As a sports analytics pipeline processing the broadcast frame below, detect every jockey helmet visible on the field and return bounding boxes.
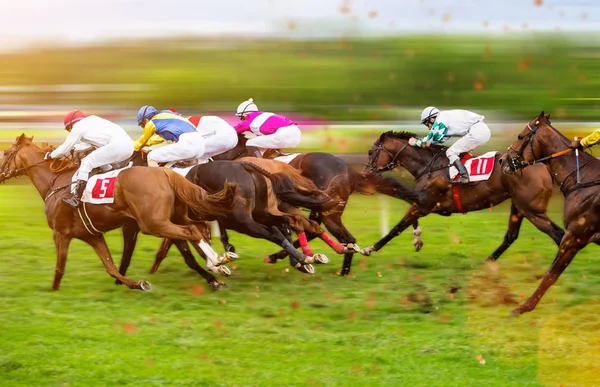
[64,110,86,130]
[137,105,158,125]
[236,98,258,117]
[420,106,439,125]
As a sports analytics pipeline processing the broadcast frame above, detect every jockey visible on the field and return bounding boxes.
[44,110,134,208]
[233,98,301,157]
[188,115,238,159]
[572,128,600,150]
[134,105,206,167]
[408,107,491,184]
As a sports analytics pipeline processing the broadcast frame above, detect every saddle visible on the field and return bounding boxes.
[262,149,287,160]
[89,159,133,179]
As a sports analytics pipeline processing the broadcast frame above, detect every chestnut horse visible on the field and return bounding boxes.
[501,111,600,315]
[0,134,236,291]
[362,130,564,261]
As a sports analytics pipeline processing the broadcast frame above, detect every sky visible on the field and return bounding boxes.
[1,0,600,49]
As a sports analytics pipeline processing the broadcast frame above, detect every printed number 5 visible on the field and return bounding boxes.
[98,179,110,198]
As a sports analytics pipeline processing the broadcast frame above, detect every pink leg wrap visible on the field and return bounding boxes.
[321,232,344,253]
[298,232,313,256]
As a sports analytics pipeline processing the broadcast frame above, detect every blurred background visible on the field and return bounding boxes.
[1,0,600,162]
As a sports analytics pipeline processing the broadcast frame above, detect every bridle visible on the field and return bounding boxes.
[0,142,46,182]
[504,120,574,173]
[0,142,72,183]
[365,139,409,173]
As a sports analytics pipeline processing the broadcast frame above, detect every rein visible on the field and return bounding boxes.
[505,119,600,195]
[366,141,409,173]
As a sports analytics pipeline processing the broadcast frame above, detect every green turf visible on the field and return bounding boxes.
[0,182,598,386]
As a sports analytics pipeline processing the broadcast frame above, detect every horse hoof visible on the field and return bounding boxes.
[218,265,232,277]
[312,253,329,264]
[360,246,374,256]
[263,257,277,264]
[414,241,423,252]
[210,281,227,291]
[226,252,239,261]
[296,264,315,274]
[138,280,152,291]
[344,243,361,253]
[510,306,527,317]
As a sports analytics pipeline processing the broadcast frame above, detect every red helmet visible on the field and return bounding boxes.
[64,110,86,129]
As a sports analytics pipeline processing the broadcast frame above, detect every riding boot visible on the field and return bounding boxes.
[246,146,263,158]
[453,160,469,184]
[62,180,86,208]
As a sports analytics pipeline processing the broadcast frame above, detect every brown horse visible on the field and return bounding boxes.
[362,130,564,260]
[214,133,424,275]
[500,111,600,315]
[0,134,237,290]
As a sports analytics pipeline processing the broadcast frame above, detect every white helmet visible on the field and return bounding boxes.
[420,106,439,124]
[236,98,258,116]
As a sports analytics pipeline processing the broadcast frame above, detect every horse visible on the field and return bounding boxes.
[362,130,564,261]
[76,148,346,277]
[147,159,344,275]
[213,133,425,275]
[0,134,237,291]
[500,111,600,315]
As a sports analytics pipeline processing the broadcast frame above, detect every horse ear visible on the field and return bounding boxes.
[538,111,545,119]
[16,133,26,143]
[545,113,551,120]
[28,135,34,142]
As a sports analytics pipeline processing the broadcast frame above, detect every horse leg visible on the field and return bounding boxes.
[511,232,582,316]
[412,221,423,252]
[218,221,236,253]
[116,222,140,284]
[486,203,524,262]
[265,211,321,263]
[52,231,72,290]
[321,212,357,276]
[361,206,422,256]
[83,235,151,291]
[149,238,173,274]
[172,240,225,290]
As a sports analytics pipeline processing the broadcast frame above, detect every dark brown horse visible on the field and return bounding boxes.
[362,130,564,261]
[214,133,425,275]
[0,134,236,290]
[147,159,343,275]
[500,111,600,315]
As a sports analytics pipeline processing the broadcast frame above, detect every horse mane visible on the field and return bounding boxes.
[380,130,447,152]
[380,130,417,141]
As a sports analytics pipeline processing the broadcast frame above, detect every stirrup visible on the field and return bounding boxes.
[453,175,470,184]
[62,195,81,208]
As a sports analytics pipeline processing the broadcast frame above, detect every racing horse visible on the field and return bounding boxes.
[213,133,425,275]
[147,159,344,275]
[362,129,564,261]
[0,134,237,291]
[500,111,600,315]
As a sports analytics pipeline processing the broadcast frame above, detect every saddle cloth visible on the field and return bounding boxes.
[448,151,497,182]
[273,153,301,164]
[82,163,132,204]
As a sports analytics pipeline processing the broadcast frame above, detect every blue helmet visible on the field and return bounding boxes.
[137,105,158,125]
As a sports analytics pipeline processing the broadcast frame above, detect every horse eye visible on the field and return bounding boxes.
[368,150,373,156]
[517,135,523,140]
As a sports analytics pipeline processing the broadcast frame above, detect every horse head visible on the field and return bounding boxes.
[0,133,37,183]
[365,131,442,176]
[500,111,553,175]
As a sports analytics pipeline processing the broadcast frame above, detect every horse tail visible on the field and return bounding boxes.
[240,162,340,212]
[348,167,426,206]
[162,169,237,216]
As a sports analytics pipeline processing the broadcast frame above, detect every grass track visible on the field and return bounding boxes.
[0,182,599,386]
